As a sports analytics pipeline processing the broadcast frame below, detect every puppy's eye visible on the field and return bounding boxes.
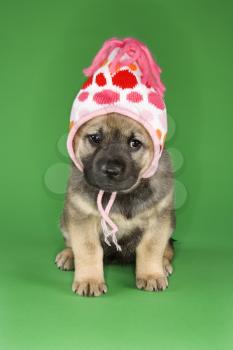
[128,138,142,150]
[88,133,102,145]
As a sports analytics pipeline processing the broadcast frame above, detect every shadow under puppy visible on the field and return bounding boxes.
[55,37,175,296]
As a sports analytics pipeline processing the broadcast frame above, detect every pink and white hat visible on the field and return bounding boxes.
[67,38,167,250]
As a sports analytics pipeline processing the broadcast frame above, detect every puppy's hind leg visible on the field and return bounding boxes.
[55,246,74,271]
[55,219,74,271]
[163,238,175,277]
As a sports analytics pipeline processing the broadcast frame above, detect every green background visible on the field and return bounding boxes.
[1,0,233,349]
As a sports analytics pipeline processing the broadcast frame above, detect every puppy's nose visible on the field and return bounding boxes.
[101,160,124,178]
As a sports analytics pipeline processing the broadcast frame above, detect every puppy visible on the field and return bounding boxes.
[55,112,175,296]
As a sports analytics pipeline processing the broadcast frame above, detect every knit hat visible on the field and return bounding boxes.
[67,38,167,250]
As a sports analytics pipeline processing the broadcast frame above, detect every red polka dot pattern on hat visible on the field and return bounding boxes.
[93,90,120,104]
[148,92,165,110]
[82,76,93,89]
[78,91,89,102]
[127,91,143,103]
[112,69,137,89]
[95,73,107,86]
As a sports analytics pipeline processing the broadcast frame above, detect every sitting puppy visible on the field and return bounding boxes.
[55,38,175,296]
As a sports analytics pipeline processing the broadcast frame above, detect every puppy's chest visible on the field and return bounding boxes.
[100,224,144,263]
[98,208,147,262]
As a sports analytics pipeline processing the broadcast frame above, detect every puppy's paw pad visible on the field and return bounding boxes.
[72,280,107,297]
[55,248,74,271]
[136,275,168,292]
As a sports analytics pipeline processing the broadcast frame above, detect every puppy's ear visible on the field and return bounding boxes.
[73,127,91,166]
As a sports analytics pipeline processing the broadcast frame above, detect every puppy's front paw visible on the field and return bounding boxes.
[72,280,107,297]
[136,274,168,292]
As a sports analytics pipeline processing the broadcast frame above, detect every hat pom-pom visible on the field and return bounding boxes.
[83,37,165,98]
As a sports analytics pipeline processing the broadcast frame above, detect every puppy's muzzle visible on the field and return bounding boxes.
[84,143,139,192]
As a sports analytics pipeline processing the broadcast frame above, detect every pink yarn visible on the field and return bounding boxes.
[83,37,165,98]
[83,38,122,76]
[97,191,122,251]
